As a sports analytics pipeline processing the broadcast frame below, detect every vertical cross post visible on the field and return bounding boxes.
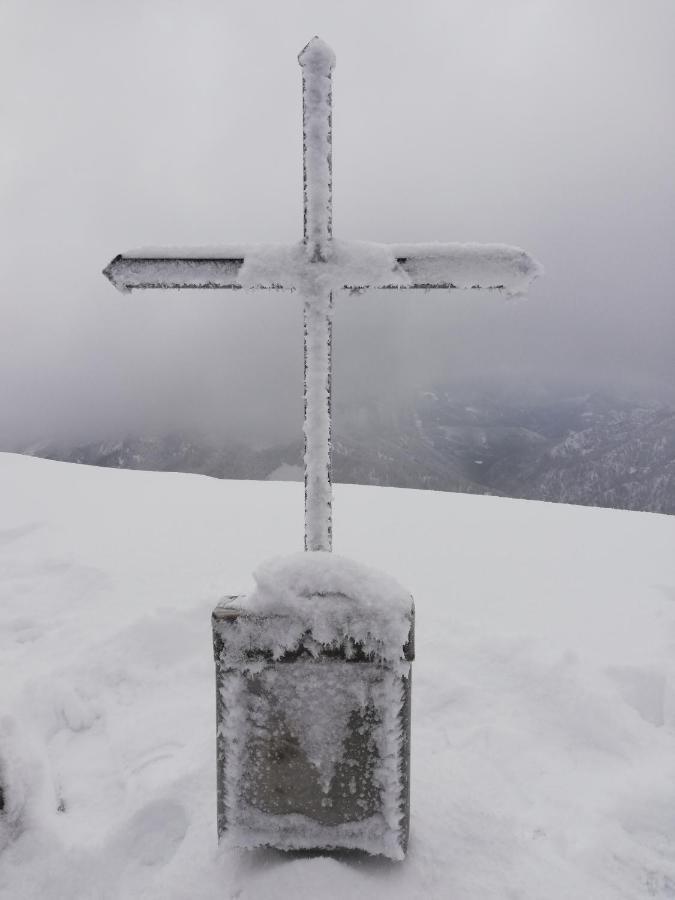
[299,38,336,552]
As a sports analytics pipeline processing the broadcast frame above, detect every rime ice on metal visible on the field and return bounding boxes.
[299,36,335,262]
[303,291,333,552]
[103,37,541,551]
[299,36,336,552]
[104,241,540,295]
[103,36,541,859]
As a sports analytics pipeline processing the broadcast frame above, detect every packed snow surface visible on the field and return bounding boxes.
[2,453,675,897]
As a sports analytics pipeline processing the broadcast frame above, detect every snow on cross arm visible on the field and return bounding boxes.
[103,240,541,295]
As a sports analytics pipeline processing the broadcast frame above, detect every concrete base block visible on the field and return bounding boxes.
[212,597,413,858]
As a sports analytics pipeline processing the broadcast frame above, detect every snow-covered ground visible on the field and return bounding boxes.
[1,452,675,898]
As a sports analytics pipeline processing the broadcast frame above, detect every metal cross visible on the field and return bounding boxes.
[104,36,540,553]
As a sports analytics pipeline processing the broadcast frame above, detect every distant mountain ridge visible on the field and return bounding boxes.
[17,390,675,515]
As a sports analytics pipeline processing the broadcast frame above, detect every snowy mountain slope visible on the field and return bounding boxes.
[20,391,675,514]
[1,453,675,898]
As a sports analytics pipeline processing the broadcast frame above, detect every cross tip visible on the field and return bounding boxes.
[298,36,336,73]
[102,255,131,294]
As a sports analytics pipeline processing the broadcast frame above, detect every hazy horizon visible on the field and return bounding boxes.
[2,0,674,447]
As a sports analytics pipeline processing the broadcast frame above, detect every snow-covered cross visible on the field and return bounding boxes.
[104,37,540,553]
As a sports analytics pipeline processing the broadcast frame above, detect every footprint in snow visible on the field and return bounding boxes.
[130,742,184,777]
[113,799,188,866]
[8,617,44,644]
[606,665,668,727]
[128,741,185,792]
[0,523,43,547]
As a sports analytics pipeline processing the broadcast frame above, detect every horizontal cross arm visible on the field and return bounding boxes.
[103,252,248,294]
[103,242,541,296]
[384,243,542,294]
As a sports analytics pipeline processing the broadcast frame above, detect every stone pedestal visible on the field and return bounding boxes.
[212,597,414,859]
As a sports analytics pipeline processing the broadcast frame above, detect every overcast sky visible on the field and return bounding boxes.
[1,0,674,446]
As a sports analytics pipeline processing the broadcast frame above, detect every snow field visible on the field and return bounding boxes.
[1,453,675,898]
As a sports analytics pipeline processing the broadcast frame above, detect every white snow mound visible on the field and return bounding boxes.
[238,551,412,662]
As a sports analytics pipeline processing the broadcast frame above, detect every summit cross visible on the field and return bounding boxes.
[104,36,540,553]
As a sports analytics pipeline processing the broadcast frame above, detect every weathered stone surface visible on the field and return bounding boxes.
[213,598,413,857]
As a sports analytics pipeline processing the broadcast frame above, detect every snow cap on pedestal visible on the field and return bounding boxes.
[228,551,414,666]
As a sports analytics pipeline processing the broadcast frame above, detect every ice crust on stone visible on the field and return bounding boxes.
[226,551,413,666]
[219,662,406,858]
[214,552,412,858]
[259,661,369,792]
